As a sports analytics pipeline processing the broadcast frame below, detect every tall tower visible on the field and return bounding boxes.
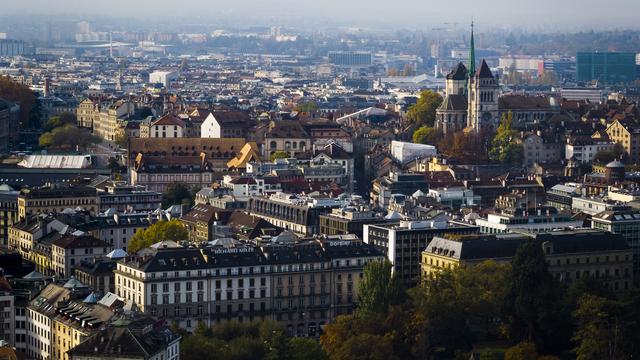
[468,21,476,78]
[467,23,500,132]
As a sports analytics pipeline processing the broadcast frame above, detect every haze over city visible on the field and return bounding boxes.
[1,1,640,359]
[3,0,640,30]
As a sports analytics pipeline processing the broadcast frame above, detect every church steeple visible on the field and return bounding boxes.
[468,21,476,78]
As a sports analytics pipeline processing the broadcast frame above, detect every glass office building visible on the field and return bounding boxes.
[576,52,637,84]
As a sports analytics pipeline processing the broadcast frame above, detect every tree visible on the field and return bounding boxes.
[503,240,560,352]
[38,123,101,150]
[504,342,538,360]
[288,338,328,360]
[44,112,76,131]
[270,151,289,162]
[331,333,398,360]
[162,182,194,207]
[489,112,523,164]
[572,293,640,360]
[357,260,404,316]
[406,90,443,127]
[412,126,440,145]
[114,132,129,149]
[592,143,624,165]
[294,101,318,113]
[0,75,36,128]
[127,219,188,252]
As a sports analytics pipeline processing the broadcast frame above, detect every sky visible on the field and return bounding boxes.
[4,0,640,31]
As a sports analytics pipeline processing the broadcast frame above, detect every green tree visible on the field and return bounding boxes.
[412,126,440,145]
[114,132,129,149]
[357,260,404,316]
[288,338,328,360]
[331,333,398,360]
[592,143,624,165]
[504,342,538,360]
[127,219,188,252]
[270,151,289,162]
[572,293,640,360]
[162,182,194,207]
[38,123,101,150]
[489,111,523,164]
[294,101,318,113]
[503,240,560,352]
[406,90,443,127]
[44,112,76,131]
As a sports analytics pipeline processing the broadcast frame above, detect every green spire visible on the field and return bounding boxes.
[468,21,476,78]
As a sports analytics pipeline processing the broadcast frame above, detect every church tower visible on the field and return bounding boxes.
[467,23,500,132]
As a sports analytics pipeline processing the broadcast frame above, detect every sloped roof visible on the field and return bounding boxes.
[438,94,468,111]
[151,114,185,127]
[477,60,494,78]
[446,62,468,81]
[227,142,261,169]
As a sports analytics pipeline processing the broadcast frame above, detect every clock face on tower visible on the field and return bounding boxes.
[482,112,492,123]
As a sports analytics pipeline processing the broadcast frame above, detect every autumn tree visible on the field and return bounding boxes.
[270,151,289,162]
[489,111,523,164]
[294,101,318,113]
[127,219,188,252]
[44,112,76,131]
[38,123,101,150]
[0,75,36,128]
[406,90,443,127]
[412,126,440,145]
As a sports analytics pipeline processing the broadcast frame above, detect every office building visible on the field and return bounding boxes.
[576,52,636,84]
[363,219,479,285]
[328,51,372,67]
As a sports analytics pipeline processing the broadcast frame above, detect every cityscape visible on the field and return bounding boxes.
[1,1,640,359]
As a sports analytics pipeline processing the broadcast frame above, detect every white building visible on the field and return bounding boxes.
[475,207,583,234]
[565,138,615,164]
[149,71,178,88]
[149,115,185,138]
[427,187,479,208]
[390,141,437,164]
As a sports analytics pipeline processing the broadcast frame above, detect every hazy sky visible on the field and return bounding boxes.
[4,0,640,30]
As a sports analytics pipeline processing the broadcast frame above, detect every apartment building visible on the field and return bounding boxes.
[114,241,383,335]
[51,234,110,278]
[17,185,98,220]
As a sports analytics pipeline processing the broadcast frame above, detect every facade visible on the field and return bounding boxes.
[576,52,636,84]
[591,208,640,273]
[370,172,429,210]
[0,185,18,248]
[67,318,180,360]
[363,220,479,285]
[565,137,615,164]
[130,154,215,194]
[149,115,185,138]
[96,182,162,213]
[247,193,343,236]
[522,133,563,166]
[328,51,372,67]
[180,204,220,243]
[17,185,98,220]
[51,235,110,278]
[605,118,640,164]
[201,111,249,138]
[422,231,633,290]
[319,208,388,239]
[76,99,99,130]
[263,121,310,160]
[114,241,383,335]
[468,59,500,132]
[79,212,158,251]
[475,207,583,234]
[435,62,468,134]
